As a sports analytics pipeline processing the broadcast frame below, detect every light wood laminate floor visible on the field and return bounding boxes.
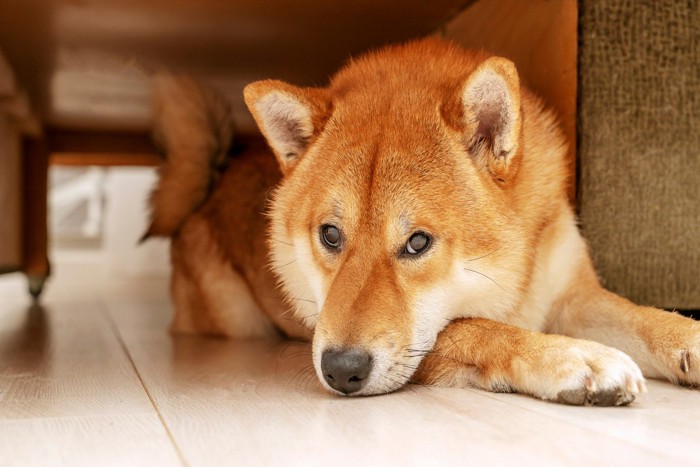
[1,261,699,466]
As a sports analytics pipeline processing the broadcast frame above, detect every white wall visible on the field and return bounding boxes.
[103,167,170,278]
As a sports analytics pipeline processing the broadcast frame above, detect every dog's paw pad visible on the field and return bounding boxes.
[556,387,587,405]
[556,385,638,407]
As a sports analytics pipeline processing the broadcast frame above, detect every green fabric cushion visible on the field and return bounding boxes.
[578,0,699,309]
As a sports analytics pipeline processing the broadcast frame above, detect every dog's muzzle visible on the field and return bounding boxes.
[321,348,373,395]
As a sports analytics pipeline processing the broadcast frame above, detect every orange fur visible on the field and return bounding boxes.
[147,39,700,405]
[145,74,234,238]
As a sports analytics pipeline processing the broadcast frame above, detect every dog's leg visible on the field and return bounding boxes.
[548,269,700,387]
[170,216,277,338]
[413,317,646,406]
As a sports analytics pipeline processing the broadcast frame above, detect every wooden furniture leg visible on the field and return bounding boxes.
[22,136,50,299]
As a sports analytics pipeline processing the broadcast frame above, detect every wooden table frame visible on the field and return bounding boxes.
[20,129,159,299]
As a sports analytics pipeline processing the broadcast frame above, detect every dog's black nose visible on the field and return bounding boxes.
[321,348,373,394]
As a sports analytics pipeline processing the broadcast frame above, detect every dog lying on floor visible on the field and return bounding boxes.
[145,38,700,405]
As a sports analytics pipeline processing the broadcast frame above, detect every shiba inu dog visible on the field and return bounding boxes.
[146,38,700,406]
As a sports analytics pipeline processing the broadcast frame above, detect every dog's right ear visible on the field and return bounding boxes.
[443,57,523,185]
[244,80,332,174]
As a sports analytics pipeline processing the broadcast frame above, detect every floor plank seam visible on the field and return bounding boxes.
[0,412,157,423]
[100,302,190,467]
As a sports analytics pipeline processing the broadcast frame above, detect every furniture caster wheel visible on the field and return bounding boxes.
[27,275,48,301]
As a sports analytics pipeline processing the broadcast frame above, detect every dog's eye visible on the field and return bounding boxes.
[320,224,342,250]
[404,232,431,256]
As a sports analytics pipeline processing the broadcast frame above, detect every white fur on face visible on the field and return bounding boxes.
[409,258,523,358]
[291,237,326,326]
[268,209,323,329]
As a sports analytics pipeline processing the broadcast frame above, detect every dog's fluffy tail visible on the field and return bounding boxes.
[144,74,234,239]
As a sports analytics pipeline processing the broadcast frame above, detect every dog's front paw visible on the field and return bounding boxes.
[523,340,646,406]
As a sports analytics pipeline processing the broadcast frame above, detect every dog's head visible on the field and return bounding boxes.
[244,40,533,395]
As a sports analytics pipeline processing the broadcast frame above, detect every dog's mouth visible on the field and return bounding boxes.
[312,344,426,396]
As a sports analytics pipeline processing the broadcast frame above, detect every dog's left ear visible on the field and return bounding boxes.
[450,57,522,184]
[244,80,332,174]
